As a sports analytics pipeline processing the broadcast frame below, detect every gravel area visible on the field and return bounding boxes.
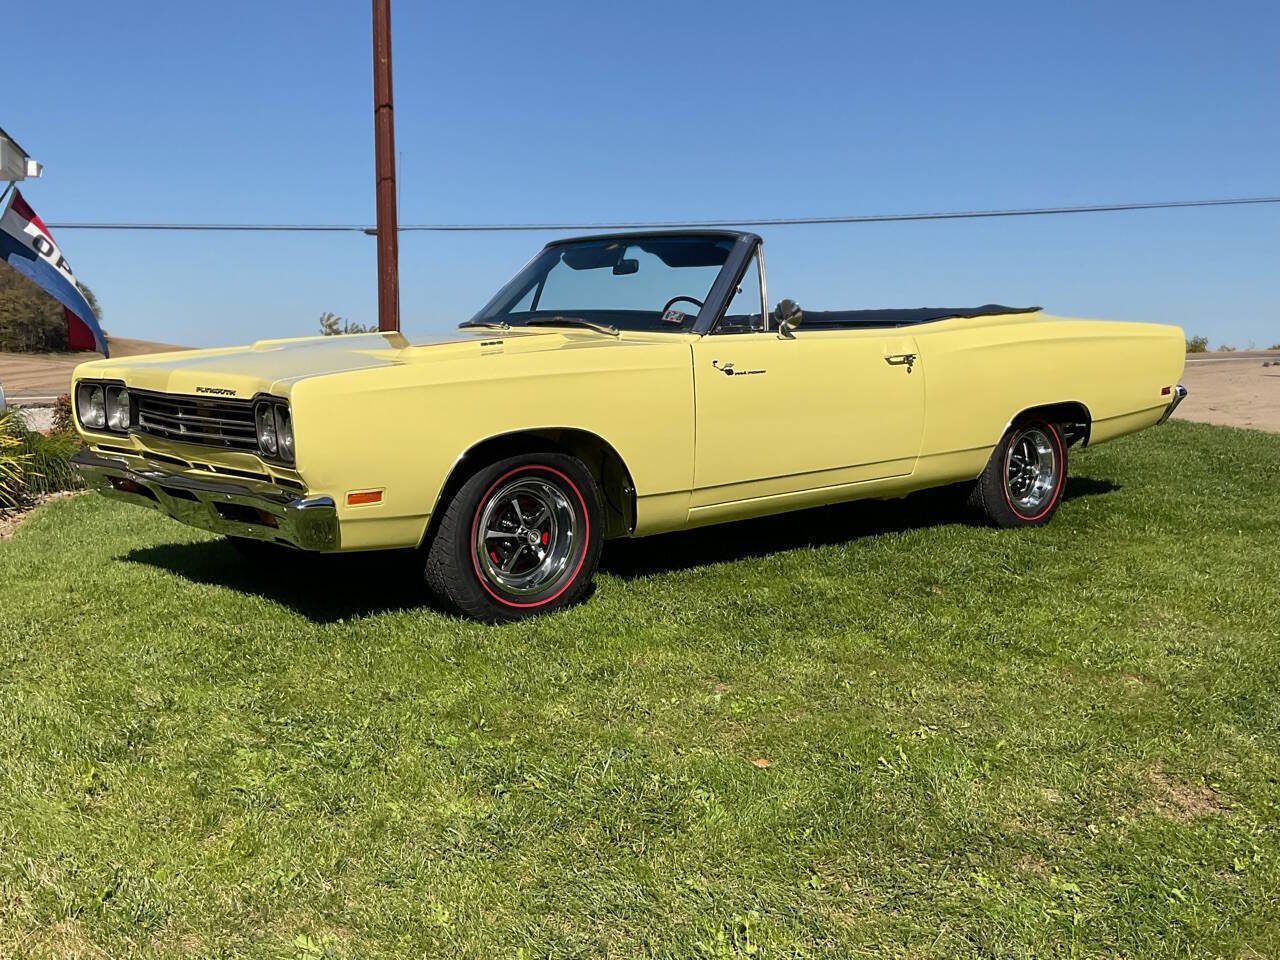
[1177,351,1280,432]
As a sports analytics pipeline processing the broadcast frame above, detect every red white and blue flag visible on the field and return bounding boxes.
[0,188,108,356]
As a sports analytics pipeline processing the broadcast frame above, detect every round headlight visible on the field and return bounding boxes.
[255,403,278,456]
[77,383,106,429]
[274,405,294,461]
[105,386,130,432]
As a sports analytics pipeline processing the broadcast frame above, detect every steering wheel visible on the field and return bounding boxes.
[661,295,704,315]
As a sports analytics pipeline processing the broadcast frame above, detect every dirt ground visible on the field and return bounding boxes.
[1176,350,1280,433]
[0,337,188,400]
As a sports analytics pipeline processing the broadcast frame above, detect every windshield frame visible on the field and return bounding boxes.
[466,230,761,336]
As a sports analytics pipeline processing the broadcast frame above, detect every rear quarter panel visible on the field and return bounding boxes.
[915,314,1185,481]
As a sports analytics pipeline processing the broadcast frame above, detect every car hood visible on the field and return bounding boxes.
[73,327,691,399]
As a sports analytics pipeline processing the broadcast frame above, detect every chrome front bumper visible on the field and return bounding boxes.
[1156,383,1189,426]
[71,448,339,551]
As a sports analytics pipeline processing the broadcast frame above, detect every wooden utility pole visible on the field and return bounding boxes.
[372,0,400,332]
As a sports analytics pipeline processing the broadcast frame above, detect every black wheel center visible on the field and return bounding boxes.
[475,478,577,596]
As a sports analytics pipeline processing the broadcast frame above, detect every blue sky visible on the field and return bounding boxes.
[5,0,1278,347]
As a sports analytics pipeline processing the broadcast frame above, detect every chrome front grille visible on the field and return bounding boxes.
[134,391,259,451]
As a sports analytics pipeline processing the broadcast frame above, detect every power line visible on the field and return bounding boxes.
[43,195,1280,234]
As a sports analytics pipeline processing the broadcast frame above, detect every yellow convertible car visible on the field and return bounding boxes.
[72,231,1187,621]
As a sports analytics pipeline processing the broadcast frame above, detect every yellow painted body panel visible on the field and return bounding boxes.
[73,312,1185,550]
[690,329,924,509]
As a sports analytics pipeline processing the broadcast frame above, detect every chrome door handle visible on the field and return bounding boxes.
[885,353,917,372]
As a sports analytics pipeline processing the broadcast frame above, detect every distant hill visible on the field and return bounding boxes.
[0,337,189,400]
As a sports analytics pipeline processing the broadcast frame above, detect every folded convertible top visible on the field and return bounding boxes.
[802,304,1041,328]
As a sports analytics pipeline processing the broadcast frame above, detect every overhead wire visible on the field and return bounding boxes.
[42,195,1280,234]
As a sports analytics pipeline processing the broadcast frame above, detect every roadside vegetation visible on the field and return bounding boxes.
[1185,334,1209,353]
[1,420,1278,958]
[0,410,29,508]
[0,402,82,510]
[319,311,375,336]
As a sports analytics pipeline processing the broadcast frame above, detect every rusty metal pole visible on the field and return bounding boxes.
[372,0,400,332]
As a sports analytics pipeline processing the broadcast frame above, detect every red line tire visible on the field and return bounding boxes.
[967,420,1068,528]
[423,452,603,622]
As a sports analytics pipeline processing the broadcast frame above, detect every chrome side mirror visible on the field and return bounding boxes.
[775,299,803,339]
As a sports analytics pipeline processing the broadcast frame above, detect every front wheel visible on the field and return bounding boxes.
[423,452,603,622]
[968,420,1067,527]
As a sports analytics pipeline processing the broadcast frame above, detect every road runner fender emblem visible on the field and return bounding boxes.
[711,360,765,377]
[195,386,237,396]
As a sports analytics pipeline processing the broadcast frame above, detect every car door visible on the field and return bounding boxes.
[690,314,925,511]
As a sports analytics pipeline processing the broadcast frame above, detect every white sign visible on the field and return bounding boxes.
[0,135,39,182]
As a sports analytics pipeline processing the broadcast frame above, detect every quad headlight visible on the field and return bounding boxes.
[105,385,131,431]
[255,398,294,464]
[76,382,106,429]
[275,405,294,461]
[76,380,132,433]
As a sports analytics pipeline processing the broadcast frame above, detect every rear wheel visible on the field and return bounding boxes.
[968,420,1067,527]
[423,452,603,622]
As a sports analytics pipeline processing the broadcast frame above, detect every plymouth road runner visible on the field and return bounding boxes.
[72,231,1187,621]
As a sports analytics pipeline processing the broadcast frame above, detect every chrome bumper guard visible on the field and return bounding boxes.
[1156,383,1189,426]
[71,448,339,551]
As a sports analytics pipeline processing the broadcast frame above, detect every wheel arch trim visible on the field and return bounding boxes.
[419,426,637,549]
[1002,399,1093,448]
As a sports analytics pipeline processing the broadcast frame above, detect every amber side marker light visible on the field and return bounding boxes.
[347,490,384,507]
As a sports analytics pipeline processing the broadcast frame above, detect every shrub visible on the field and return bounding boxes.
[0,410,33,509]
[1270,343,1280,351]
[0,407,82,507]
[1186,336,1209,353]
[51,394,75,435]
[1219,343,1237,352]
[18,429,82,495]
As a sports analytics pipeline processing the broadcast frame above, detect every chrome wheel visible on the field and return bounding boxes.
[1003,426,1059,515]
[473,477,578,597]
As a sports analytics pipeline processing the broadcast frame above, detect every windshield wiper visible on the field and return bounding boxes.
[523,316,619,337]
[458,320,511,330]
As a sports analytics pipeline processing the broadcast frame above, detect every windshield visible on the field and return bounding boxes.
[469,235,736,332]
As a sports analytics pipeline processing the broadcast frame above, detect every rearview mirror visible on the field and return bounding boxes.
[775,299,803,339]
[612,258,639,276]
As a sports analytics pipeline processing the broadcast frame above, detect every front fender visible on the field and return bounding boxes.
[289,342,694,549]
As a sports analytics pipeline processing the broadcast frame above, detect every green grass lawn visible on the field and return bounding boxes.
[1,420,1278,959]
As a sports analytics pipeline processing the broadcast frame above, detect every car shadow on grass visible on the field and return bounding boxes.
[601,475,1119,580]
[122,540,441,623]
[120,475,1118,620]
